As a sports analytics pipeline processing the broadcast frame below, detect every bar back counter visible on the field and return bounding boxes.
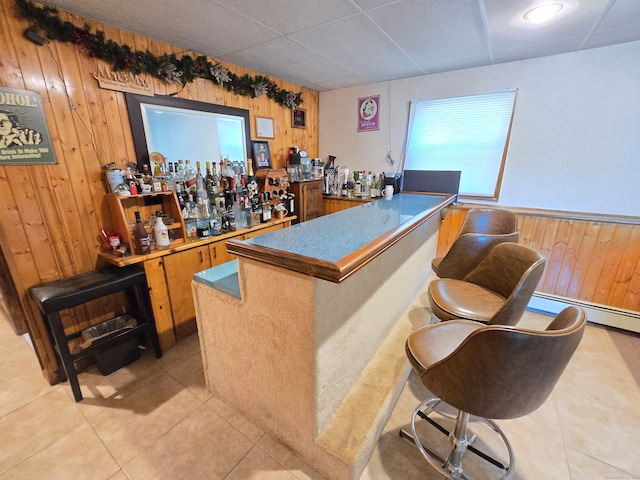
[192,193,455,480]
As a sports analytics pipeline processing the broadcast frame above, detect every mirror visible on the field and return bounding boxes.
[125,93,251,173]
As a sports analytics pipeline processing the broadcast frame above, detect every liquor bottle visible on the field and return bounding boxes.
[245,158,259,207]
[132,211,151,255]
[166,162,176,192]
[362,171,371,199]
[154,215,170,249]
[209,207,222,236]
[243,195,254,228]
[353,171,362,198]
[184,160,197,193]
[370,171,378,198]
[232,195,245,229]
[260,193,270,223]
[196,197,210,239]
[205,162,217,198]
[195,161,208,202]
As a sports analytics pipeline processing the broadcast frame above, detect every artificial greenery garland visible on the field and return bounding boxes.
[15,0,303,108]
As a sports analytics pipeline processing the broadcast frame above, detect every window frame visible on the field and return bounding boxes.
[403,90,518,201]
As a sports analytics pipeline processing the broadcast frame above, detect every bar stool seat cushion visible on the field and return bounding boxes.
[30,267,146,314]
[428,279,507,323]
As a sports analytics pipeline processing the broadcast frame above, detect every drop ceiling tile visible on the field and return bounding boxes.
[595,0,640,31]
[366,0,489,66]
[289,14,422,78]
[215,0,360,34]
[582,27,640,50]
[352,0,402,10]
[492,37,584,64]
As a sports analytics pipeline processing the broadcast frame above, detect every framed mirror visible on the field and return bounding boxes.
[125,93,251,173]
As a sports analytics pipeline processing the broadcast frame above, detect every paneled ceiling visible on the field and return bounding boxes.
[42,0,640,91]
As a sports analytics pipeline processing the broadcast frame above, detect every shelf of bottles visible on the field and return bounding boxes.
[323,166,386,200]
[126,157,296,245]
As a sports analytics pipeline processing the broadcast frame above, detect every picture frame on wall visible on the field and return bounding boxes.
[292,108,306,129]
[252,140,272,169]
[256,116,274,138]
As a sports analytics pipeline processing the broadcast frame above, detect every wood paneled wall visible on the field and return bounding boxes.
[0,0,319,383]
[438,206,640,313]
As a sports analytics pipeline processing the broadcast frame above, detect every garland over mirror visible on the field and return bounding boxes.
[14,0,303,109]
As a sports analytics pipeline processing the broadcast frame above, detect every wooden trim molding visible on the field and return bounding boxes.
[227,194,455,283]
[457,202,640,226]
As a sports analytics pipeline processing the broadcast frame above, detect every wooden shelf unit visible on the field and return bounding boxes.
[106,192,187,248]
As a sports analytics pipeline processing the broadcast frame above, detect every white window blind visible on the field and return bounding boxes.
[404,90,517,199]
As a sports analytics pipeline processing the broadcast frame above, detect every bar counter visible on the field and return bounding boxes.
[192,193,455,480]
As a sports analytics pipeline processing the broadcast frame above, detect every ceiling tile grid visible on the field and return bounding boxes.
[41,0,640,91]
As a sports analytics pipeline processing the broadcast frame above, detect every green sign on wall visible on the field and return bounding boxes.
[0,86,57,165]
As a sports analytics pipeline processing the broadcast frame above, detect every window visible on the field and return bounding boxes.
[403,90,517,200]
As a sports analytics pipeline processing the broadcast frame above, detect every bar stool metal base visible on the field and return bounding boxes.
[400,397,515,480]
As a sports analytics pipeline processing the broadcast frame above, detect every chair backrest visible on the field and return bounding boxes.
[433,208,519,279]
[463,242,545,325]
[423,306,586,419]
[457,208,518,238]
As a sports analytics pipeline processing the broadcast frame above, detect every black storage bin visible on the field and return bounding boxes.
[81,315,141,375]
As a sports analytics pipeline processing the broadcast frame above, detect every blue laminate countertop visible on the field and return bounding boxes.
[226,193,455,283]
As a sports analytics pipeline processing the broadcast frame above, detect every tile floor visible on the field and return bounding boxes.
[1,308,639,480]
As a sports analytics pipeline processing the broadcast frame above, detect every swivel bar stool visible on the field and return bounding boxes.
[402,306,586,479]
[432,208,518,280]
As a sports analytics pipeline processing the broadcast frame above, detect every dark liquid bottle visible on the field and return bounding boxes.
[133,211,151,255]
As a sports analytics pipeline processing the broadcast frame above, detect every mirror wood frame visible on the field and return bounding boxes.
[125,92,252,172]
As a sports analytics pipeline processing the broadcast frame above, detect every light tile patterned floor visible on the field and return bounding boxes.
[1,309,638,480]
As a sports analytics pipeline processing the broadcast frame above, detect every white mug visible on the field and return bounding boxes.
[382,184,394,199]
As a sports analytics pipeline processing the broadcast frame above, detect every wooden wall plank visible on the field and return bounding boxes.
[593,224,632,305]
[541,219,571,293]
[553,220,587,297]
[609,225,640,307]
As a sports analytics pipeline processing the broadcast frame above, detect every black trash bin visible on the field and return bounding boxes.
[81,314,141,375]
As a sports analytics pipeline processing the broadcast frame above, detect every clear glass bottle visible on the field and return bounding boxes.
[183,160,197,193]
[195,161,208,202]
[209,207,222,236]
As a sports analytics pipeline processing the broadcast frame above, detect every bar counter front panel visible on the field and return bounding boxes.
[192,193,454,480]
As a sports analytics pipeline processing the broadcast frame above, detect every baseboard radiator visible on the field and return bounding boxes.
[529,292,640,334]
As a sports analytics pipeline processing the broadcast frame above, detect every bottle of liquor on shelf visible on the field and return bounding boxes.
[209,207,222,236]
[369,171,378,198]
[154,215,170,250]
[166,162,176,192]
[195,197,210,239]
[195,161,208,202]
[245,158,259,206]
[132,211,151,255]
[260,193,270,223]
[205,162,218,199]
[183,160,197,193]
[243,195,254,228]
[353,171,362,198]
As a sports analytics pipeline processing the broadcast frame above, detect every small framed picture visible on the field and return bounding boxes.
[292,108,306,129]
[256,116,274,138]
[252,140,272,169]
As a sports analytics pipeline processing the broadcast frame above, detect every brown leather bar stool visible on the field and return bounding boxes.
[29,266,162,402]
[432,208,518,280]
[401,306,586,479]
[428,242,545,326]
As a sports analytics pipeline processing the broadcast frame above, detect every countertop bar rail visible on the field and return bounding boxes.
[226,193,456,283]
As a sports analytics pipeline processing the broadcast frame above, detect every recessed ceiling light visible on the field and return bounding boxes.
[523,3,564,23]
